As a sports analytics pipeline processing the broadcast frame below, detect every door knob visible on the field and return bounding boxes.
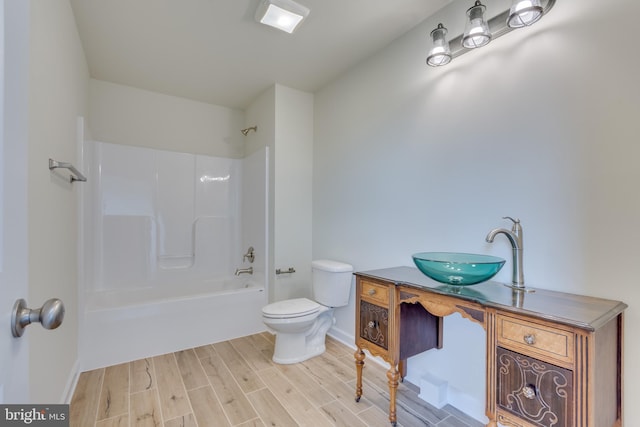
[11,298,65,337]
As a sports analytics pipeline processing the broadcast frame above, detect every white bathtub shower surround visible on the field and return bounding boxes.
[85,276,262,311]
[80,142,269,370]
[82,277,265,370]
[84,141,245,289]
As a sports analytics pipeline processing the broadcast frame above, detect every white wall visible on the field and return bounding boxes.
[245,84,314,303]
[89,79,245,157]
[27,0,89,402]
[245,86,275,158]
[273,85,314,300]
[314,0,640,423]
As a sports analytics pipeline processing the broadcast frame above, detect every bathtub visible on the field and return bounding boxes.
[80,276,267,370]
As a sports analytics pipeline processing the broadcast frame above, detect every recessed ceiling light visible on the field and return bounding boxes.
[255,0,310,34]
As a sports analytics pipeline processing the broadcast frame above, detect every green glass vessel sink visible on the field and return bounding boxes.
[412,252,506,286]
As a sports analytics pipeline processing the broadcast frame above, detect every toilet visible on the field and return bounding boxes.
[262,259,353,364]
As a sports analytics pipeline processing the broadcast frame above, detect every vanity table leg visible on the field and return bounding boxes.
[387,365,400,426]
[398,359,406,382]
[354,348,365,402]
[485,310,498,427]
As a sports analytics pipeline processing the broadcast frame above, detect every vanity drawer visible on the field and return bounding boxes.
[497,314,574,366]
[360,280,390,305]
[497,347,574,427]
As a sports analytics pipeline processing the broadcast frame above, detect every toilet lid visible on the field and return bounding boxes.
[262,298,321,318]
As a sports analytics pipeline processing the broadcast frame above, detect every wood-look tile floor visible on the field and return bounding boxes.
[70,333,484,427]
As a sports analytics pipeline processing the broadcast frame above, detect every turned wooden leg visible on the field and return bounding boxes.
[398,359,407,382]
[354,348,365,402]
[387,365,400,426]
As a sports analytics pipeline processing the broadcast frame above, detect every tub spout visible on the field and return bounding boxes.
[235,266,253,276]
[486,216,524,288]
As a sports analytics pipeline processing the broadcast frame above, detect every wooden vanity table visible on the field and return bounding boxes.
[353,267,626,427]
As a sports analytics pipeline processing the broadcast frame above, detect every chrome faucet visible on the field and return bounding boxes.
[234,266,253,276]
[486,217,524,288]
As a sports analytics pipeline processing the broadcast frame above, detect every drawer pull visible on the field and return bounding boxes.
[522,385,537,400]
[368,320,378,329]
[523,334,536,345]
[368,289,376,296]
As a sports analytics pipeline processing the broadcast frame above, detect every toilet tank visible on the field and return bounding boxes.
[311,259,354,307]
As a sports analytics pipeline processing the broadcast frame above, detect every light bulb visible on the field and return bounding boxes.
[507,0,543,28]
[426,24,452,67]
[462,1,491,49]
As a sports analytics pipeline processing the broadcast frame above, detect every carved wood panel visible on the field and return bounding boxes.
[360,300,389,350]
[497,347,574,427]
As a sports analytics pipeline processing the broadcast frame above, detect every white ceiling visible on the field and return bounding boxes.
[69,0,451,110]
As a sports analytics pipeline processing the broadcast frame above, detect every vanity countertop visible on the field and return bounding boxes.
[355,266,627,331]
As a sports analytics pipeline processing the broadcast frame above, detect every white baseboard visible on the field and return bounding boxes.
[328,327,486,424]
[61,358,81,404]
[327,326,354,349]
[327,326,389,370]
[447,386,487,424]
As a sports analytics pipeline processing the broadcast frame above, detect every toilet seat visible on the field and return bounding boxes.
[262,298,321,319]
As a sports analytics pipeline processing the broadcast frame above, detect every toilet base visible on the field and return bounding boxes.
[272,338,326,364]
[270,310,335,364]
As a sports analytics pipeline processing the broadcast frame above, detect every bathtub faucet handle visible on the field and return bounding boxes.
[243,246,255,263]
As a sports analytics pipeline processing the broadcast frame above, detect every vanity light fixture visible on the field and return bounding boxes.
[426,0,556,67]
[426,24,452,67]
[462,1,491,49]
[255,0,310,34]
[507,0,544,28]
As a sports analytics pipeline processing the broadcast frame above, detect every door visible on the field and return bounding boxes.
[0,0,30,402]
